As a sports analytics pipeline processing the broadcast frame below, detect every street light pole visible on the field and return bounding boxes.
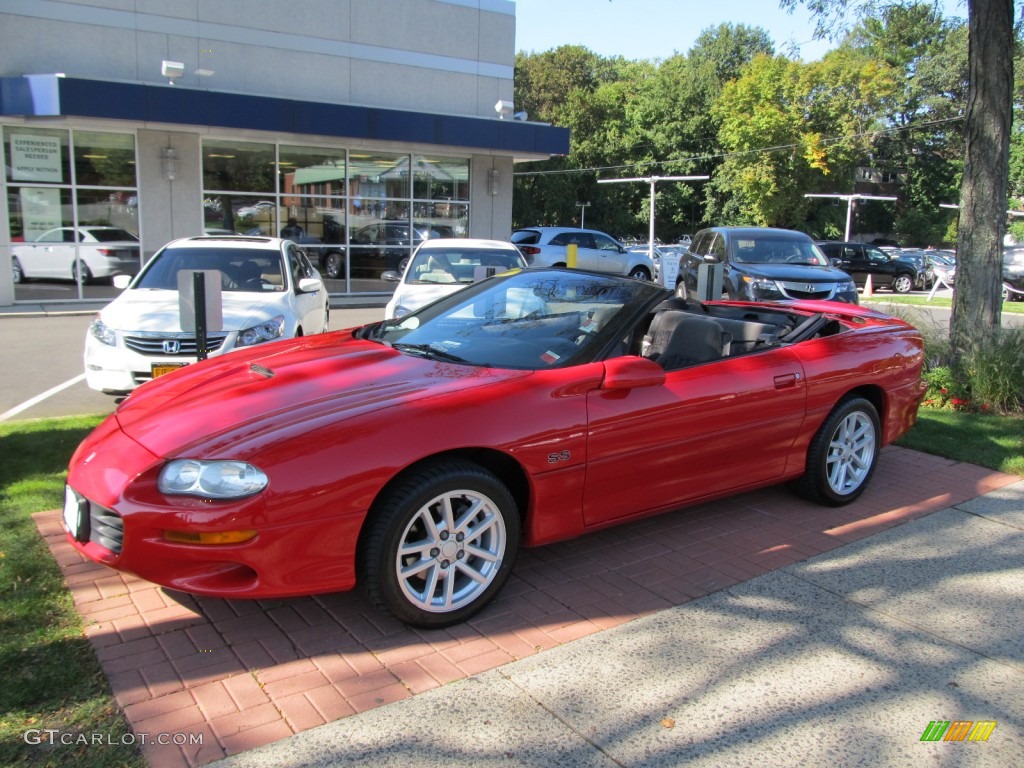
[598,175,709,261]
[804,193,898,241]
[576,202,591,228]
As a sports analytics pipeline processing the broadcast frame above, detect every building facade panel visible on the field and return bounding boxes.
[0,0,565,307]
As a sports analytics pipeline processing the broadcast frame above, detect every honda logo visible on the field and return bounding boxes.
[162,340,181,354]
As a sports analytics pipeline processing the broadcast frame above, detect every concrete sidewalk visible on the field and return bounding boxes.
[210,480,1024,768]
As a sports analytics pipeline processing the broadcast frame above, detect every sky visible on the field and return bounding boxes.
[513,0,968,62]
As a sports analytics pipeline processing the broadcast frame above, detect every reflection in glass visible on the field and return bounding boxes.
[202,140,275,193]
[412,156,469,201]
[74,132,137,187]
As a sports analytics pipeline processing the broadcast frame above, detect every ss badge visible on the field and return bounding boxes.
[547,450,571,464]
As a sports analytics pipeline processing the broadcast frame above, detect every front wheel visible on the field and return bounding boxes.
[12,257,23,284]
[891,274,913,294]
[791,397,880,506]
[628,266,651,281]
[359,460,521,627]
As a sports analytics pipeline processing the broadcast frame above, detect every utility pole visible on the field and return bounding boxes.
[804,193,898,241]
[598,175,709,261]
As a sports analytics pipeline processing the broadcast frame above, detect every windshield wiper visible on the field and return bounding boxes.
[392,343,468,363]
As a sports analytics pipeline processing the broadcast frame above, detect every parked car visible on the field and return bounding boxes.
[676,227,858,303]
[929,252,957,287]
[816,241,920,293]
[322,221,453,279]
[84,236,329,395]
[12,226,140,284]
[64,267,925,628]
[382,238,527,318]
[892,250,935,289]
[1004,245,1024,301]
[511,226,654,280]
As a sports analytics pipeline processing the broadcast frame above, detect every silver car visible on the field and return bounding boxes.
[511,227,654,280]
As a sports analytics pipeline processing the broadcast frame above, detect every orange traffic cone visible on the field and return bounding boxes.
[863,274,874,297]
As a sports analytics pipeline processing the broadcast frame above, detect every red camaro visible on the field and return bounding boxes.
[64,268,926,627]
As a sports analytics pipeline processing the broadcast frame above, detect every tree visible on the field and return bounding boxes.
[781,0,1015,360]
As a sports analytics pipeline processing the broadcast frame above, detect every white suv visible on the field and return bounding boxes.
[511,227,653,280]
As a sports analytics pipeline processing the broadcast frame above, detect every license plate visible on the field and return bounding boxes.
[63,485,83,540]
[152,363,188,378]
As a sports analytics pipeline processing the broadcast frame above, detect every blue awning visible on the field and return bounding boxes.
[0,75,569,158]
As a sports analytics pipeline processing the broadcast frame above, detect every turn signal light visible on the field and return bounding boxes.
[163,529,257,545]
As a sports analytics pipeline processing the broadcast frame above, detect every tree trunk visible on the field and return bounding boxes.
[950,0,1013,358]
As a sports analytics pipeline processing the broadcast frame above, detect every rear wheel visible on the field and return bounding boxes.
[791,397,880,506]
[360,460,521,627]
[12,257,23,284]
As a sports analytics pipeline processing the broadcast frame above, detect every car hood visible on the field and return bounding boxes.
[391,283,463,313]
[114,332,532,458]
[100,289,288,332]
[731,263,850,282]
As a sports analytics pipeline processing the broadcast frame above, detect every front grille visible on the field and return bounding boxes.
[777,281,836,301]
[124,332,228,356]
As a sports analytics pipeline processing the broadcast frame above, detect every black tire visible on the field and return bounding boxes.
[12,257,23,284]
[323,251,344,280]
[891,274,913,294]
[359,460,521,627]
[72,260,93,285]
[628,266,651,281]
[790,396,880,506]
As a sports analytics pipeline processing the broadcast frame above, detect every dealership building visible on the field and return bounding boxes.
[0,0,568,307]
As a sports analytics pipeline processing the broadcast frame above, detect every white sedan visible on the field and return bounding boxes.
[85,235,329,394]
[12,226,140,283]
[382,238,527,319]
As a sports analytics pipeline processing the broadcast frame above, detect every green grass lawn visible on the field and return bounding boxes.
[864,294,1024,313]
[0,405,1020,767]
[0,414,144,768]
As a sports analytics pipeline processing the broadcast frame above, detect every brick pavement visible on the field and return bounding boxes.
[34,446,1020,767]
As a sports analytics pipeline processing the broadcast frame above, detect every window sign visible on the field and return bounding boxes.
[11,134,63,182]
[20,187,63,239]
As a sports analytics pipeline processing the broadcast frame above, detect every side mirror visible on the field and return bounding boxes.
[381,270,402,283]
[297,277,323,293]
[602,356,666,391]
[113,274,132,290]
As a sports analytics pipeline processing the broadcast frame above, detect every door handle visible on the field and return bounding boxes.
[774,373,801,389]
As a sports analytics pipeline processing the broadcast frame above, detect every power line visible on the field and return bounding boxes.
[512,114,964,178]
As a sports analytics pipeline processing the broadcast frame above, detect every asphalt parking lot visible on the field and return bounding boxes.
[0,304,385,422]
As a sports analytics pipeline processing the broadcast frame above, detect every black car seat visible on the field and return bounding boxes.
[642,310,731,370]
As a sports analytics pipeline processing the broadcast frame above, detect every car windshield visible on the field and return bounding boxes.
[405,247,523,285]
[730,237,828,266]
[134,247,285,292]
[364,269,667,370]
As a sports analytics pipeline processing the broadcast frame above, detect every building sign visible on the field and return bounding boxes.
[11,134,63,182]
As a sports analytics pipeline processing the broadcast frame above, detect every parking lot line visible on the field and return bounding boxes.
[0,374,86,423]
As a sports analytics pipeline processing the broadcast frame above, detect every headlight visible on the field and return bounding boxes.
[89,318,116,346]
[236,316,285,348]
[742,276,783,299]
[392,306,411,318]
[836,279,856,294]
[158,459,268,499]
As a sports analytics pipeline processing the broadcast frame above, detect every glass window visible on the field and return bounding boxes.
[202,140,275,193]
[74,132,136,187]
[413,156,469,201]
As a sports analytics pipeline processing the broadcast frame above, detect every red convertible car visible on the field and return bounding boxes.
[64,268,926,627]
